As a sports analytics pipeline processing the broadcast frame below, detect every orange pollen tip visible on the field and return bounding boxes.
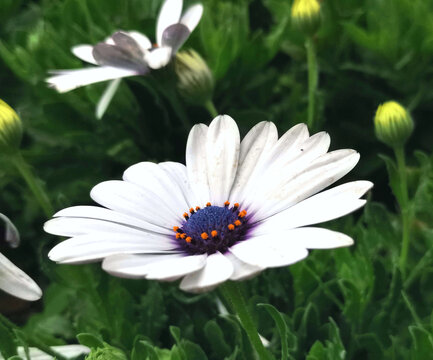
[228,224,235,230]
[211,230,218,237]
[183,213,189,219]
[201,232,209,240]
[176,233,181,239]
[224,201,230,207]
[206,202,212,207]
[173,226,179,232]
[238,210,247,218]
[180,233,186,239]
[234,203,239,208]
[195,206,201,211]
[185,237,192,243]
[234,220,242,226]
[189,208,195,214]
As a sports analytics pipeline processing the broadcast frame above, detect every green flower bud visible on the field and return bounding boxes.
[0,99,22,154]
[175,50,214,106]
[291,0,321,35]
[86,344,127,360]
[374,101,414,148]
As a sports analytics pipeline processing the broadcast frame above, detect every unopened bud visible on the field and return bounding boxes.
[0,99,22,154]
[175,50,214,105]
[291,0,321,35]
[374,101,413,148]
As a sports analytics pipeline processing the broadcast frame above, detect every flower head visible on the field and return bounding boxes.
[47,0,203,93]
[175,49,214,105]
[0,99,22,154]
[45,116,372,293]
[291,0,321,35]
[0,213,42,301]
[374,101,413,148]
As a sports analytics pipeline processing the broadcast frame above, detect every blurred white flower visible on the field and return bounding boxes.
[0,345,89,360]
[45,116,372,293]
[46,0,203,93]
[0,213,42,301]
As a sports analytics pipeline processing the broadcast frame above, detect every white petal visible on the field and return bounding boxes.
[180,4,203,32]
[123,162,189,217]
[47,66,138,93]
[252,181,373,235]
[71,45,97,64]
[225,252,263,281]
[12,345,90,360]
[48,232,176,263]
[102,253,173,278]
[180,251,233,293]
[157,0,183,46]
[52,205,172,235]
[230,238,308,268]
[159,162,200,207]
[283,227,354,249]
[0,213,20,248]
[229,121,278,201]
[186,123,210,205]
[145,253,207,280]
[0,252,42,301]
[206,115,240,205]
[252,149,360,221]
[145,47,172,69]
[96,78,121,119]
[127,31,152,52]
[90,180,180,229]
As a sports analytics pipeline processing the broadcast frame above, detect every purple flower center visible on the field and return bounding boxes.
[173,202,250,255]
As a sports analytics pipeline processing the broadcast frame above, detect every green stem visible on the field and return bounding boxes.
[11,152,53,218]
[0,314,68,360]
[204,99,218,118]
[394,146,411,277]
[220,282,273,360]
[306,37,318,131]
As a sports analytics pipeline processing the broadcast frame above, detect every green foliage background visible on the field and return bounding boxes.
[1,0,433,359]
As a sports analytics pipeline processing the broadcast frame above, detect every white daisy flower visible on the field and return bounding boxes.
[46,0,203,93]
[0,213,42,301]
[45,115,372,293]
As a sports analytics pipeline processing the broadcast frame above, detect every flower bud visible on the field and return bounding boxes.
[291,0,321,35]
[0,99,22,154]
[175,50,214,106]
[86,344,127,360]
[374,101,414,148]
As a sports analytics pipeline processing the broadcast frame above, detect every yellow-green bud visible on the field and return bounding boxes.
[0,99,22,154]
[175,50,214,106]
[86,344,127,360]
[291,0,321,35]
[374,101,414,148]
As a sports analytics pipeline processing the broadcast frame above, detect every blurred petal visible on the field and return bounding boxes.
[161,23,190,53]
[0,252,42,301]
[145,47,172,69]
[0,213,20,248]
[180,4,204,32]
[47,67,138,93]
[157,0,183,45]
[96,78,121,119]
[71,45,97,64]
[128,31,152,52]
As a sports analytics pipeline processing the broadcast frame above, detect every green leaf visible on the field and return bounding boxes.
[204,320,232,358]
[258,303,289,360]
[131,339,159,360]
[76,333,104,349]
[0,321,17,359]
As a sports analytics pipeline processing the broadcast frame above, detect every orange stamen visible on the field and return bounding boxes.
[173,226,179,232]
[195,206,201,211]
[189,208,195,214]
[206,202,212,207]
[211,230,218,237]
[224,201,230,207]
[180,233,186,239]
[183,212,189,219]
[201,232,209,240]
[233,203,239,209]
[234,220,242,226]
[176,233,181,239]
[228,224,235,231]
[185,236,192,243]
[238,210,247,218]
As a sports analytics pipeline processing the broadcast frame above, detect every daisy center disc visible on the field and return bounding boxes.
[173,202,249,255]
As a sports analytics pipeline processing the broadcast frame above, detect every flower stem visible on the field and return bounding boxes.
[306,36,318,131]
[11,152,53,218]
[220,282,273,360]
[204,99,218,118]
[394,146,411,276]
